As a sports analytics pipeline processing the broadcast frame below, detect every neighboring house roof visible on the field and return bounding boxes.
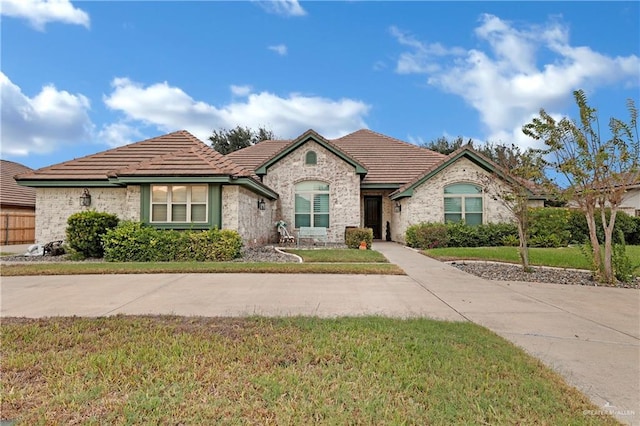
[14,130,278,198]
[227,129,446,187]
[1,160,36,208]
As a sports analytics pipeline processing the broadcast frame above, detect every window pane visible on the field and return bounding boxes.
[445,213,462,223]
[444,184,482,194]
[305,151,317,165]
[295,194,311,213]
[314,194,329,213]
[152,186,168,202]
[314,214,329,228]
[295,214,310,228]
[296,181,328,192]
[466,213,483,226]
[152,204,167,221]
[172,186,187,202]
[172,204,187,222]
[191,204,206,222]
[444,197,462,212]
[465,197,483,212]
[191,185,207,203]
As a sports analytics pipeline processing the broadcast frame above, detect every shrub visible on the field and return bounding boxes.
[529,208,570,247]
[66,211,119,258]
[345,227,373,249]
[612,230,637,284]
[102,222,243,262]
[567,208,638,244]
[405,223,448,249]
[445,222,517,248]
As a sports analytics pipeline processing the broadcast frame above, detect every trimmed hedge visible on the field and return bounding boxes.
[345,227,373,249]
[66,211,119,258]
[102,221,243,262]
[406,223,449,249]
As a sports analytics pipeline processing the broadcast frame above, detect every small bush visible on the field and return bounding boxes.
[102,222,243,262]
[405,223,448,249]
[345,227,373,249]
[66,211,119,258]
[501,234,519,247]
[529,208,570,247]
[613,230,637,284]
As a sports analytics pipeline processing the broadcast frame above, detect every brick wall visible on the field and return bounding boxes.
[262,141,361,243]
[222,185,276,246]
[35,186,140,243]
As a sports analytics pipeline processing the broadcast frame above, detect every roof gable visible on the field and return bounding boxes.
[390,146,533,199]
[254,129,367,175]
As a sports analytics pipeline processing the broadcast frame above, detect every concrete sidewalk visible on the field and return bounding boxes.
[1,241,638,424]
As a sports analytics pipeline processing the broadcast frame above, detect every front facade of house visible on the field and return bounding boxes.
[16,129,542,246]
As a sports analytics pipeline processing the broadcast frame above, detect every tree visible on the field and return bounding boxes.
[421,136,471,155]
[209,126,275,154]
[523,90,639,284]
[477,144,548,271]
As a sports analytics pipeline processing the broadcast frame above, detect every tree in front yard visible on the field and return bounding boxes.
[523,89,639,284]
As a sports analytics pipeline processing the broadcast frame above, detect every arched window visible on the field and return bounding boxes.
[444,183,483,225]
[295,181,329,228]
[305,151,317,165]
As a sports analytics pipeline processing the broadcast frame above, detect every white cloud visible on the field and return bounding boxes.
[98,122,144,148]
[391,14,640,147]
[1,0,90,30]
[256,0,306,17]
[268,44,288,56]
[0,72,93,156]
[230,85,252,97]
[102,77,370,143]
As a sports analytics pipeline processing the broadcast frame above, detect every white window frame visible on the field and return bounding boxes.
[150,184,208,223]
[295,181,330,228]
[444,183,484,225]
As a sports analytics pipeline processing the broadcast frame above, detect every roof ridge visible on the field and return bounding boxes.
[334,128,445,156]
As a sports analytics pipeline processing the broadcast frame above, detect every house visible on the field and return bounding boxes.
[15,129,543,246]
[1,160,36,244]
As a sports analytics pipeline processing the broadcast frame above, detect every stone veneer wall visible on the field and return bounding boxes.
[394,158,515,244]
[35,186,140,243]
[262,140,361,243]
[222,185,275,247]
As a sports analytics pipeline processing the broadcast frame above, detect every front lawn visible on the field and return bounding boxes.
[425,245,640,272]
[0,316,617,425]
[284,248,388,263]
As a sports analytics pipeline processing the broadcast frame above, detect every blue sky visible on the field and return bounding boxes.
[1,0,639,170]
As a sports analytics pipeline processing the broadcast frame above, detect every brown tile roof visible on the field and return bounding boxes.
[226,139,293,176]
[1,160,35,208]
[16,130,251,182]
[332,129,445,185]
[227,129,445,185]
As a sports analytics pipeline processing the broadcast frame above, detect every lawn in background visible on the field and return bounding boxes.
[0,316,618,425]
[425,245,640,272]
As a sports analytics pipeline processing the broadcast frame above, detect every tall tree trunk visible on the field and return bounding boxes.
[517,221,530,272]
[584,207,602,281]
[601,207,617,284]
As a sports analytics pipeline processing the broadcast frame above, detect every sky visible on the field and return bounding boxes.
[1,0,639,170]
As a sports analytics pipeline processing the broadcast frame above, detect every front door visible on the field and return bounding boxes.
[364,196,382,239]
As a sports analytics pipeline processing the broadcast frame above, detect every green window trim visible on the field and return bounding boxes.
[295,180,330,228]
[444,183,484,225]
[140,184,221,229]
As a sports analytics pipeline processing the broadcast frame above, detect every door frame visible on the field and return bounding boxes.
[363,196,383,240]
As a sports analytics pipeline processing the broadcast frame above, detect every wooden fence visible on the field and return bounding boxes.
[0,212,35,245]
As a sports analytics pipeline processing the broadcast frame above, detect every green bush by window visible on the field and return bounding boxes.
[345,227,373,249]
[102,221,243,262]
[405,223,449,249]
[66,211,119,258]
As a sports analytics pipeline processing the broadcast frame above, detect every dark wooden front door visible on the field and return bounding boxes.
[364,196,382,239]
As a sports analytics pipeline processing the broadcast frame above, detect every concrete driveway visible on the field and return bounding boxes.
[1,242,638,424]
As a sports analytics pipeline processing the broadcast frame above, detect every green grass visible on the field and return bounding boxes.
[284,248,388,263]
[425,245,640,271]
[0,261,404,277]
[0,316,618,425]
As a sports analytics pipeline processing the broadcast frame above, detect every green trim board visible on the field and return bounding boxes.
[255,131,368,176]
[140,184,222,229]
[16,180,124,188]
